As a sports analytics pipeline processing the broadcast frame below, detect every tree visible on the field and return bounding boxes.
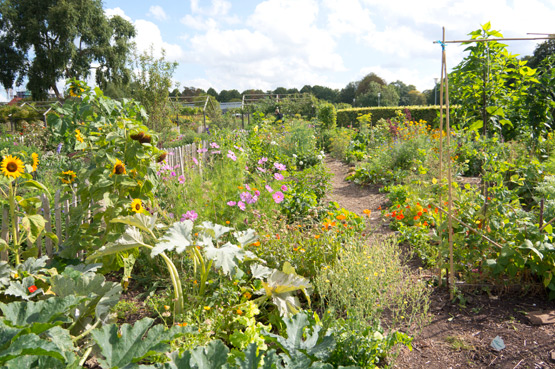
[356,73,386,97]
[273,87,287,95]
[527,39,555,69]
[355,82,399,107]
[218,89,241,102]
[338,82,357,104]
[0,0,135,100]
[131,48,178,132]
[311,85,338,103]
[207,88,218,98]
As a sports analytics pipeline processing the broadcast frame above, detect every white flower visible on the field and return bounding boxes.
[317,155,322,160]
[293,154,297,158]
[299,161,304,165]
[270,141,277,145]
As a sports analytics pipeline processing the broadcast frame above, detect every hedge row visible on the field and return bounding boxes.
[336,106,458,128]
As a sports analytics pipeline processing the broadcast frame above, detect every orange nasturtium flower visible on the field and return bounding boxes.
[336,214,347,221]
[363,209,371,216]
[1,155,25,179]
[28,285,38,293]
[322,219,336,231]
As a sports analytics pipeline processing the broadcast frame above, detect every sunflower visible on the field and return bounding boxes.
[60,170,77,184]
[31,153,39,172]
[1,155,25,179]
[75,129,84,143]
[112,159,126,175]
[130,199,143,213]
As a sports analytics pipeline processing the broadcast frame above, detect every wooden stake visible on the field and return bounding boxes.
[438,28,446,287]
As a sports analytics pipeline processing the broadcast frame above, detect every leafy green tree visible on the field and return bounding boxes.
[0,0,135,100]
[527,39,555,69]
[218,89,241,102]
[131,48,178,132]
[311,85,339,103]
[525,54,555,147]
[338,82,357,105]
[273,87,288,95]
[207,87,218,98]
[355,82,399,107]
[450,23,537,137]
[356,73,386,97]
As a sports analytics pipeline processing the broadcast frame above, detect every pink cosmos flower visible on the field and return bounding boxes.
[257,167,266,173]
[227,201,236,206]
[197,148,208,153]
[254,190,261,196]
[178,175,186,184]
[258,157,268,165]
[274,173,284,180]
[272,191,284,204]
[171,171,177,177]
[227,150,237,161]
[274,162,286,171]
[210,142,220,148]
[281,185,288,191]
[181,210,198,221]
[245,184,251,191]
[192,157,199,166]
[238,201,246,211]
[265,184,273,193]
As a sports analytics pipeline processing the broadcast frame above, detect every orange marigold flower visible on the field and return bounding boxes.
[336,214,347,221]
[363,209,371,216]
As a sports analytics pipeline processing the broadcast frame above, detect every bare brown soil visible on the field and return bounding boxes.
[324,158,555,369]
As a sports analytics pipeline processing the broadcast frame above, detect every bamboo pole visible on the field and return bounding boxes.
[438,36,553,44]
[437,29,446,287]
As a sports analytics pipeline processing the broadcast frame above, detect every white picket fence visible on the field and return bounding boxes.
[0,141,208,262]
[162,141,208,176]
[0,189,82,261]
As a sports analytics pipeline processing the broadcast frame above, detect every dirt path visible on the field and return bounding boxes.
[324,158,555,369]
[324,158,391,234]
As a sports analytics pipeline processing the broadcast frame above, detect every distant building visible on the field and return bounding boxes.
[16,91,32,99]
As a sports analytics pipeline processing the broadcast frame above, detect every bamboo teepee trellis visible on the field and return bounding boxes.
[433,28,553,299]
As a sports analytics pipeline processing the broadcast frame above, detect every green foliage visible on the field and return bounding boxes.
[450,22,538,139]
[337,106,444,128]
[0,0,135,100]
[91,317,190,368]
[317,103,337,130]
[131,48,179,132]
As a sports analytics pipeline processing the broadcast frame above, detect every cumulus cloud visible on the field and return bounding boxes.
[147,5,168,21]
[134,20,184,61]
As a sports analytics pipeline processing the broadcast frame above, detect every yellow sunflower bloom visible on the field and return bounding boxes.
[60,170,77,184]
[131,199,143,213]
[112,159,126,175]
[1,155,25,179]
[31,153,39,172]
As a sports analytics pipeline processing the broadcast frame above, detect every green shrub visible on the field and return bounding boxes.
[317,103,337,130]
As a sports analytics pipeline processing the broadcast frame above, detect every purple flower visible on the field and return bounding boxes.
[227,201,237,206]
[272,191,284,204]
[192,157,199,166]
[247,195,258,204]
[227,151,237,161]
[274,162,286,171]
[265,184,273,193]
[171,171,177,177]
[258,157,268,165]
[274,173,284,181]
[281,185,288,191]
[197,148,208,153]
[210,142,220,149]
[57,143,63,154]
[169,213,174,219]
[179,175,186,184]
[238,201,246,211]
[257,167,266,173]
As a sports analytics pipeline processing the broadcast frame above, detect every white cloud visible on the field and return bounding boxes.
[323,0,376,37]
[147,5,167,21]
[134,20,184,61]
[104,7,132,22]
[180,14,218,31]
[190,0,232,17]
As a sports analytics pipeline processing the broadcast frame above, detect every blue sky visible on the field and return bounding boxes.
[3,0,555,100]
